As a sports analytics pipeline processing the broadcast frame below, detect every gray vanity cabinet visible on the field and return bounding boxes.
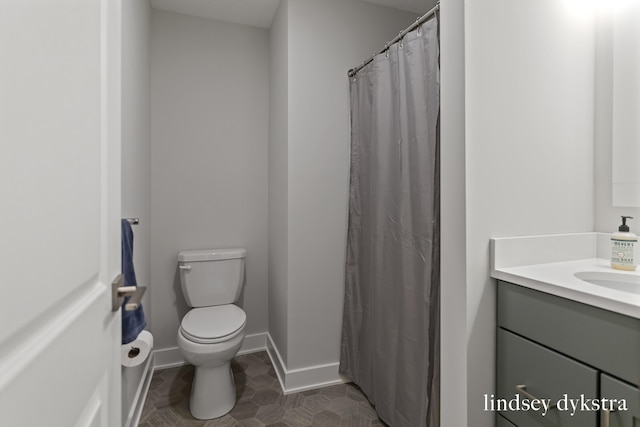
[601,374,640,427]
[497,281,640,427]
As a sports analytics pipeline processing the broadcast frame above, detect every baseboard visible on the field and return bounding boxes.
[152,346,186,370]
[266,335,287,391]
[265,334,346,395]
[150,333,345,395]
[152,332,269,370]
[238,332,268,355]
[124,352,155,427]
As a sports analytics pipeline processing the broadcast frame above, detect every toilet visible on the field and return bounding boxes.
[176,248,247,420]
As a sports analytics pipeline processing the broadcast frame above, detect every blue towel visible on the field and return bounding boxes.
[121,219,147,344]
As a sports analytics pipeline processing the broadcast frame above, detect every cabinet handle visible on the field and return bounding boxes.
[515,385,557,409]
[603,409,614,427]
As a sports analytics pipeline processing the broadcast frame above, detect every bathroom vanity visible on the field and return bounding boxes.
[496,281,639,426]
[491,233,640,427]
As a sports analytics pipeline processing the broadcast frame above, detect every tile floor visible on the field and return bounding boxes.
[138,351,387,426]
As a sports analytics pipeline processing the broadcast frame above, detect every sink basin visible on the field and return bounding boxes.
[574,271,640,294]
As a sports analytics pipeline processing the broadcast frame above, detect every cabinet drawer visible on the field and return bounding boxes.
[497,329,598,427]
[498,281,640,384]
[601,374,640,427]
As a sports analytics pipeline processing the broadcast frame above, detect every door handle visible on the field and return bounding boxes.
[111,274,147,312]
[179,265,192,271]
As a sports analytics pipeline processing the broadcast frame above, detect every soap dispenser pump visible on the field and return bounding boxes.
[611,216,638,271]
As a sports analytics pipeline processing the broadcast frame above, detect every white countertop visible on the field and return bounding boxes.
[492,258,640,319]
[491,233,640,319]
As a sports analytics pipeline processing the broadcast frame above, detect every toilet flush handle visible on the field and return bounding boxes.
[179,264,192,271]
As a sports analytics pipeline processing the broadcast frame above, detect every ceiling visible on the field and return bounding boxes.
[364,0,435,14]
[149,0,436,29]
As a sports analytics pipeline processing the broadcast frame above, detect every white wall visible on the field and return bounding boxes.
[440,0,467,425]
[120,0,151,424]
[122,0,151,308]
[286,0,417,372]
[464,1,596,425]
[268,0,417,380]
[150,10,270,350]
[268,0,289,365]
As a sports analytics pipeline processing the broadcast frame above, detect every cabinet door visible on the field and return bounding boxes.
[497,414,518,426]
[497,329,598,427]
[601,374,640,427]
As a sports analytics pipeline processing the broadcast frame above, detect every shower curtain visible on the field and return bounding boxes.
[339,16,440,427]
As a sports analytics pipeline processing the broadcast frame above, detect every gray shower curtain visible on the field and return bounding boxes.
[339,16,440,427]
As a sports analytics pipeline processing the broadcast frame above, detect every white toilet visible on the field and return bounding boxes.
[176,248,247,420]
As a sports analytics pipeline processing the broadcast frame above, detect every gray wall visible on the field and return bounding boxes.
[150,10,270,350]
[120,0,151,423]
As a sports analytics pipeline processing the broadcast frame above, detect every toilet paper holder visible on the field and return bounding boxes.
[111,274,147,312]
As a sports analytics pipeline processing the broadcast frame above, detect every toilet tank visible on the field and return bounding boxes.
[177,248,246,308]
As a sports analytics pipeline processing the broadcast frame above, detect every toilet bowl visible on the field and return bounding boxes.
[177,304,247,420]
[177,306,246,419]
[176,248,247,420]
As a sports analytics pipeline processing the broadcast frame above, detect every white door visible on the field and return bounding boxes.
[0,0,122,426]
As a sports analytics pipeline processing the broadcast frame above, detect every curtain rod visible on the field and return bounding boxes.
[348,1,440,78]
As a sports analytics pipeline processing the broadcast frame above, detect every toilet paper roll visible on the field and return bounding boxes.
[121,330,154,368]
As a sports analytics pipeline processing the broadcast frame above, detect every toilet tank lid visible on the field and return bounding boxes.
[178,248,246,262]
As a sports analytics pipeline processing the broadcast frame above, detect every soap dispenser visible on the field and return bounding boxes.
[611,216,638,271]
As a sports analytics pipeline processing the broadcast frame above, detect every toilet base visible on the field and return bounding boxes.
[190,362,236,420]
[176,310,246,420]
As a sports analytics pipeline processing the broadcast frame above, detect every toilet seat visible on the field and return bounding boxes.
[180,305,246,344]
